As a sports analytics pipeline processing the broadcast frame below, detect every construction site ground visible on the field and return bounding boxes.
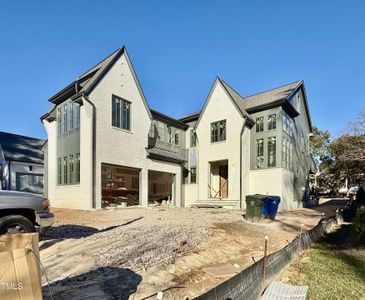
[40,198,345,300]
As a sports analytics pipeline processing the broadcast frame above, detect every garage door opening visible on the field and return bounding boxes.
[101,164,140,208]
[148,170,174,204]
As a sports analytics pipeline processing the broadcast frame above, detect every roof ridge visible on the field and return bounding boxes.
[218,78,245,100]
[0,131,45,142]
[77,48,121,79]
[244,80,303,99]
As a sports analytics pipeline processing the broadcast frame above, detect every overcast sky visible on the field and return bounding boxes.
[1,0,364,140]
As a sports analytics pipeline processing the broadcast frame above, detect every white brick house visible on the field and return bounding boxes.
[42,47,315,211]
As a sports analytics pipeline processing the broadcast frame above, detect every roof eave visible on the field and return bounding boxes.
[147,153,186,164]
[151,109,188,130]
[48,82,77,104]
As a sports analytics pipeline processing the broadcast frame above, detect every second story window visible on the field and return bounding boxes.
[167,127,172,144]
[190,129,197,147]
[63,104,68,133]
[75,103,80,128]
[268,136,276,167]
[211,120,226,143]
[112,95,131,131]
[174,131,180,145]
[69,103,74,130]
[268,114,276,130]
[57,108,62,135]
[256,139,264,168]
[256,117,264,132]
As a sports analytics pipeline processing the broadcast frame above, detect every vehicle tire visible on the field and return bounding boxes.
[0,215,36,234]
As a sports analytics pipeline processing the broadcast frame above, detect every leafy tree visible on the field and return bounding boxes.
[310,126,331,167]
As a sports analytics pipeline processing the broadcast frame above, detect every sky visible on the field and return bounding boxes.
[0,0,364,140]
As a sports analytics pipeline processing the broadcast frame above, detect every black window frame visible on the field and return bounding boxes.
[211,120,226,143]
[112,95,131,131]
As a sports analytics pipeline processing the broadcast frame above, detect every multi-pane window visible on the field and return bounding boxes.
[211,120,226,143]
[57,108,62,135]
[69,155,74,183]
[69,103,74,130]
[57,158,62,184]
[190,167,197,183]
[57,101,80,136]
[75,103,80,128]
[268,137,276,167]
[112,96,131,131]
[190,129,197,147]
[256,117,264,132]
[256,139,264,168]
[167,127,172,144]
[75,153,80,183]
[268,114,276,130]
[63,104,68,133]
[282,138,293,170]
[57,153,80,185]
[63,156,68,184]
[174,131,180,145]
[157,123,164,140]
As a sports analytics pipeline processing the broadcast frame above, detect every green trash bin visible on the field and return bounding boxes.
[245,194,265,220]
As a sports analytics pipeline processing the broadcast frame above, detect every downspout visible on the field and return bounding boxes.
[239,118,247,209]
[79,92,97,209]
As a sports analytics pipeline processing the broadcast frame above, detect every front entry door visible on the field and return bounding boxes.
[219,165,228,198]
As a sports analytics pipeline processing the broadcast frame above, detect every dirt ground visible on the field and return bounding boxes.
[40,198,344,300]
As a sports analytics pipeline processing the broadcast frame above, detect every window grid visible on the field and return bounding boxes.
[256,117,264,132]
[268,114,277,130]
[112,96,131,131]
[211,120,226,143]
[190,129,197,147]
[268,136,276,167]
[256,139,264,168]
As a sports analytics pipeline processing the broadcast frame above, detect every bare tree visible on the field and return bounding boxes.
[348,108,365,135]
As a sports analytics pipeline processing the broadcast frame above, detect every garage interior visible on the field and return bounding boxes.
[148,170,174,204]
[101,163,140,207]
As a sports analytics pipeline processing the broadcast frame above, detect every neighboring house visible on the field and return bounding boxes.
[0,131,45,194]
[42,46,315,211]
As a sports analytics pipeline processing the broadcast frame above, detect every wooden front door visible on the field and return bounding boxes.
[219,165,228,198]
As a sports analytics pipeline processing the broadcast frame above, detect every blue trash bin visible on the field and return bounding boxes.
[262,196,281,219]
[268,196,281,219]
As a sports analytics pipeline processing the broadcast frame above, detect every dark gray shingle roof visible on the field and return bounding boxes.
[0,132,45,164]
[243,81,302,110]
[49,47,124,104]
[146,147,186,163]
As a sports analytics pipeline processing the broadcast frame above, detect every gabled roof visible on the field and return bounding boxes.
[243,80,303,110]
[218,78,255,126]
[150,109,188,130]
[49,47,125,104]
[0,132,45,164]
[184,79,310,129]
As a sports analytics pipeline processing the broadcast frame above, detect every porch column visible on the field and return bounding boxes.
[139,168,148,207]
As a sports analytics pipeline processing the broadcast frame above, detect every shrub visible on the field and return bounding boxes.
[353,207,365,244]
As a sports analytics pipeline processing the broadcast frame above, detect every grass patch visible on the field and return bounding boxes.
[290,225,365,300]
